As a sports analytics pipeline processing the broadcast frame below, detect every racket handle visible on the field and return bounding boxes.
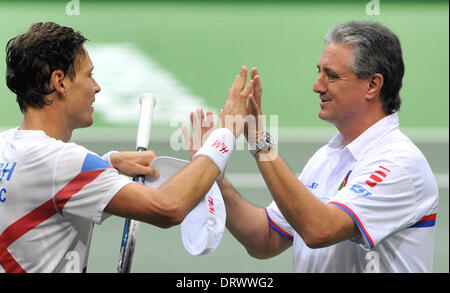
[136,93,156,150]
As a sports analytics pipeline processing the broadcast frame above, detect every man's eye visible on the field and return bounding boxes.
[328,73,338,79]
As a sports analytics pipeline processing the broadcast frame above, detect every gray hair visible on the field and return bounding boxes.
[324,21,404,114]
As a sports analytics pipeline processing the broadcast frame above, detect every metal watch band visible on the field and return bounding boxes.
[249,131,275,157]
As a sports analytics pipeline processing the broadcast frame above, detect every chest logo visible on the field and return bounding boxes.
[338,170,352,191]
[307,182,319,189]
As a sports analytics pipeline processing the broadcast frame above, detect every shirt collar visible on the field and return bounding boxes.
[327,112,400,162]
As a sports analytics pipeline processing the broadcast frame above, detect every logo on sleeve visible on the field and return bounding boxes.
[350,184,372,197]
[365,166,390,188]
[208,195,215,215]
[211,139,230,154]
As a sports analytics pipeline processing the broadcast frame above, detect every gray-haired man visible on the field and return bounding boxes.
[186,21,439,273]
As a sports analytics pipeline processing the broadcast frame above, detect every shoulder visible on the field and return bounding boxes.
[372,129,433,176]
[56,142,107,172]
[0,128,19,144]
[11,131,105,174]
[356,129,438,214]
[0,128,13,138]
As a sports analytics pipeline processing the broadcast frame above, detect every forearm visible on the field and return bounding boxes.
[112,126,241,227]
[159,156,220,221]
[107,156,220,228]
[218,177,290,258]
[255,150,354,248]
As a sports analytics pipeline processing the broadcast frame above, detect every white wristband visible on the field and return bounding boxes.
[102,151,118,166]
[193,128,235,175]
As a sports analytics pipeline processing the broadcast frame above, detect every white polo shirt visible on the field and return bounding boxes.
[0,128,132,273]
[266,113,439,273]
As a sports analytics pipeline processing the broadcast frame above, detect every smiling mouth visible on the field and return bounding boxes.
[319,93,331,102]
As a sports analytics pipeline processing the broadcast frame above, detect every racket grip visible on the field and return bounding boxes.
[136,93,157,150]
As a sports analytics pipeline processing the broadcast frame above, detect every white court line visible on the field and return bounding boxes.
[277,127,449,143]
[85,43,215,125]
[1,126,448,143]
[226,172,449,189]
[0,126,447,187]
[36,126,448,144]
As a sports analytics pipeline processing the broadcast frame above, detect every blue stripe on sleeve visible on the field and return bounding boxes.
[81,153,110,172]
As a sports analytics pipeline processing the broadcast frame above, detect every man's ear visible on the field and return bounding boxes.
[49,70,66,96]
[366,73,383,101]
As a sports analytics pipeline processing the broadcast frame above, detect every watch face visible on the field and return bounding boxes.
[250,132,276,157]
[258,133,271,150]
[265,133,272,143]
[264,132,276,145]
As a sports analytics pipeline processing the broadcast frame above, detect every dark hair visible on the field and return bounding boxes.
[325,21,404,114]
[5,22,87,113]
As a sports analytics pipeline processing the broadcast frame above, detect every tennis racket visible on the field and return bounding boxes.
[117,93,157,273]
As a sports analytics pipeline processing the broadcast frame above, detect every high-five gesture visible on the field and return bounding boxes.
[245,67,264,146]
[221,65,254,138]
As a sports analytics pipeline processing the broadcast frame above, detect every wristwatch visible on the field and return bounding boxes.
[249,131,276,157]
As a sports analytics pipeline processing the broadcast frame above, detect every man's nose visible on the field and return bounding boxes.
[94,78,101,94]
[313,74,326,94]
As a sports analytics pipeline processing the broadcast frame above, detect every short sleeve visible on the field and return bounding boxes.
[266,201,295,241]
[52,144,132,224]
[328,160,417,250]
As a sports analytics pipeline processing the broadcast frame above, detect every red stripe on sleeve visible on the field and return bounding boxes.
[370,174,383,182]
[54,169,105,214]
[365,180,377,188]
[418,214,437,223]
[379,166,390,172]
[374,170,387,177]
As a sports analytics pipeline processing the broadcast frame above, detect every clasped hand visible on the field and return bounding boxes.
[110,151,159,178]
[183,65,264,159]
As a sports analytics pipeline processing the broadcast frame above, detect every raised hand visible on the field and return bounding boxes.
[220,65,254,138]
[245,67,264,145]
[182,108,216,159]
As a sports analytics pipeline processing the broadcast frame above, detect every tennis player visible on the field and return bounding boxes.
[185,21,439,273]
[0,22,252,273]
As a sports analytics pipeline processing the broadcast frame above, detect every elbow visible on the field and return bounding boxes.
[246,248,273,260]
[302,230,333,249]
[304,239,324,249]
[246,247,264,259]
[152,201,185,229]
[244,233,283,260]
[155,217,181,229]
